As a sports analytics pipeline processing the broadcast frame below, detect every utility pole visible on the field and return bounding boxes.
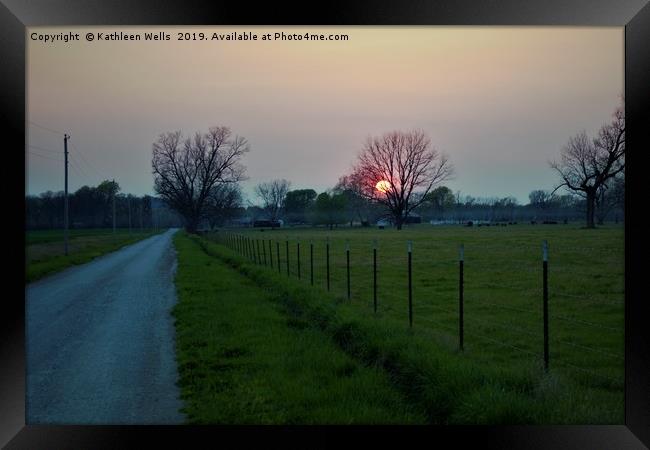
[64,134,69,256]
[112,178,116,234]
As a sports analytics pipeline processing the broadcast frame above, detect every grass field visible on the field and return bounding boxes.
[26,228,162,282]
[198,222,623,423]
[173,232,426,424]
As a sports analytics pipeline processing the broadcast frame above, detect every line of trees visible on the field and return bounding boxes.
[220,183,619,229]
[150,114,624,232]
[25,180,168,230]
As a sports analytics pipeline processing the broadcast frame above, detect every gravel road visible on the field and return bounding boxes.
[26,228,185,424]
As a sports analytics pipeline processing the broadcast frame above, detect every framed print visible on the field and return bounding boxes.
[2,0,649,448]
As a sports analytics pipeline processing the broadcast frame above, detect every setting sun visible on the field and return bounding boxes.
[375,180,391,193]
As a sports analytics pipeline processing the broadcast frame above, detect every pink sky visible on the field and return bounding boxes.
[27,26,623,204]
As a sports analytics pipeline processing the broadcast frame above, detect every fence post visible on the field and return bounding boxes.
[459,243,464,351]
[297,239,301,280]
[408,240,413,328]
[310,240,314,286]
[543,240,549,371]
[346,240,351,300]
[286,238,290,276]
[256,239,261,265]
[326,237,330,291]
[277,241,281,274]
[263,238,267,266]
[373,239,377,313]
[269,239,273,268]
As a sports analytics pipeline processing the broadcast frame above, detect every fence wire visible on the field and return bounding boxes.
[215,231,623,387]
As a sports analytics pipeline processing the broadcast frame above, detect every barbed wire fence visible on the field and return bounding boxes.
[213,230,624,387]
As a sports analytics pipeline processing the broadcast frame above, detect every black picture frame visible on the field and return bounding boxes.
[2,1,648,448]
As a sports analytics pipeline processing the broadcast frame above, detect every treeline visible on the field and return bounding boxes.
[202,182,624,230]
[148,123,624,231]
[25,180,184,230]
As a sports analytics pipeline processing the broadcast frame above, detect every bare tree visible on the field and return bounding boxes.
[595,175,624,225]
[550,106,624,228]
[345,129,453,230]
[255,179,291,222]
[152,126,249,232]
[205,183,243,229]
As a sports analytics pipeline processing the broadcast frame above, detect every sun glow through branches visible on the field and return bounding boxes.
[375,180,391,193]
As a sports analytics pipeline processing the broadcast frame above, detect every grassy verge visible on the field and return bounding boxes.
[26,228,163,283]
[172,232,425,424]
[226,224,623,390]
[195,231,622,424]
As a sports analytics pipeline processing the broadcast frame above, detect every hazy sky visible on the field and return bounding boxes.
[27,26,623,204]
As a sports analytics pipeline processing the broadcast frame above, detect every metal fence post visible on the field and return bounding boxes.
[543,240,549,371]
[326,237,330,291]
[297,239,301,280]
[263,238,267,266]
[346,240,351,300]
[277,241,281,274]
[459,243,464,351]
[286,238,290,276]
[269,239,273,268]
[408,240,413,328]
[373,239,377,313]
[310,240,314,286]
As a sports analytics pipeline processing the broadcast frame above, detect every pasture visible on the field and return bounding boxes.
[26,228,161,282]
[205,222,624,423]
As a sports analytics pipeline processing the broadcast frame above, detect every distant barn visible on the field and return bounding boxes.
[404,213,421,224]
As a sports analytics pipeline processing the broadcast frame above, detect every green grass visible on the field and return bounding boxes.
[26,228,163,283]
[172,232,425,424]
[200,222,623,423]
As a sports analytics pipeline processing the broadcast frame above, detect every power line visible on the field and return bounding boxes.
[27,120,64,135]
[27,144,60,154]
[27,151,63,162]
[69,141,109,181]
[67,157,92,185]
[69,154,91,181]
